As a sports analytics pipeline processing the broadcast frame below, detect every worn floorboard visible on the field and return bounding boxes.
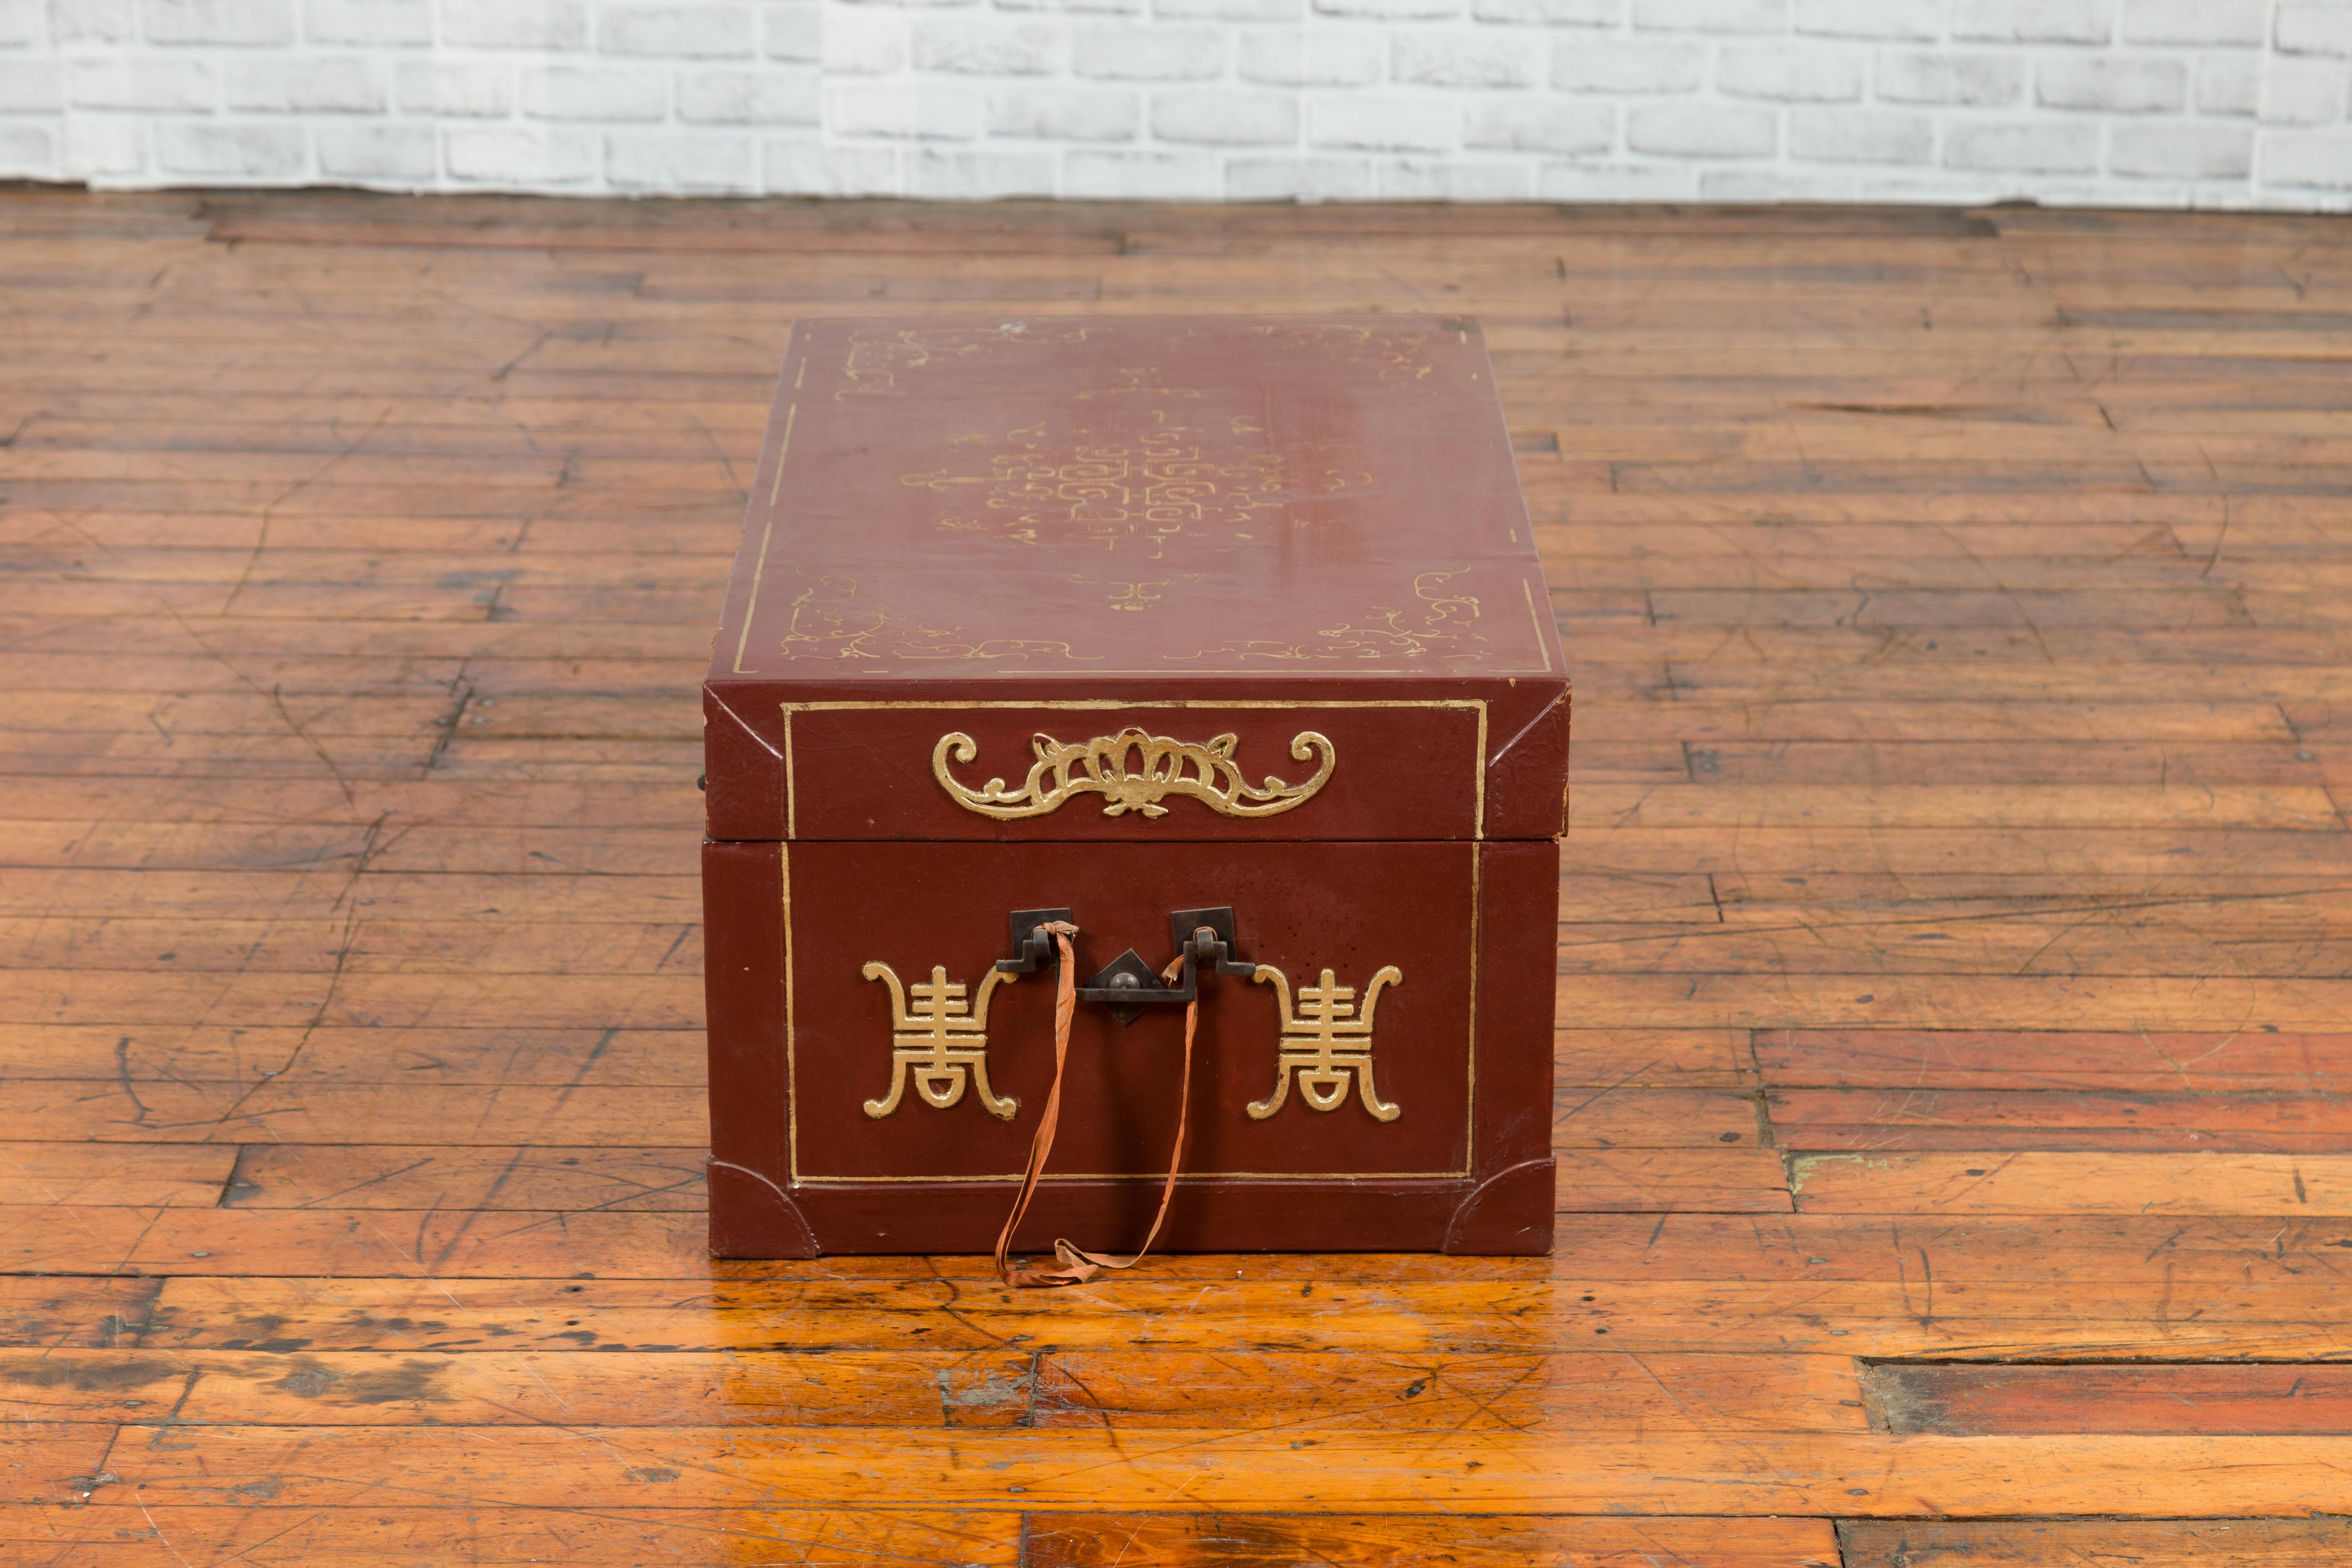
[3,190,2349,1565]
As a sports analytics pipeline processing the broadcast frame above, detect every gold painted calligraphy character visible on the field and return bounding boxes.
[861,962,1019,1120]
[1247,964,1404,1122]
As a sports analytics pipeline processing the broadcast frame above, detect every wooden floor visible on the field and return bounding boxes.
[3,190,2352,1566]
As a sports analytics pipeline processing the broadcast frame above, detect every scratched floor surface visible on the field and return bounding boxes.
[4,191,2352,1565]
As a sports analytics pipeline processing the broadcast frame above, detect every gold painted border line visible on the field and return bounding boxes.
[783,838,799,1185]
[798,1170,1472,1185]
[1522,576,1556,674]
[732,398,796,676]
[1465,837,1480,1174]
[758,666,1533,676]
[1471,701,1487,842]
[785,699,1490,710]
[779,701,1485,1187]
[783,709,798,842]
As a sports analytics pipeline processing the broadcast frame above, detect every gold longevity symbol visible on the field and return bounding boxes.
[933,727,1335,821]
[1247,964,1404,1122]
[860,963,1019,1120]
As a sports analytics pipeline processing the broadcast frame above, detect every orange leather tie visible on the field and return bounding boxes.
[993,924,1197,1289]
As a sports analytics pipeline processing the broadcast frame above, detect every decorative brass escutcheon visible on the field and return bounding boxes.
[1247,964,1403,1122]
[861,962,1020,1120]
[933,727,1335,821]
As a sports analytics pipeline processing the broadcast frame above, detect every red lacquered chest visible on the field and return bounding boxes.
[703,315,1567,1258]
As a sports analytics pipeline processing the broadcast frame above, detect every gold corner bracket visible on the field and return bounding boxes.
[933,727,1335,821]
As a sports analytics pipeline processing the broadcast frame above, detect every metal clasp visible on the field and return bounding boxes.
[996,908,1075,976]
[994,906,1256,1027]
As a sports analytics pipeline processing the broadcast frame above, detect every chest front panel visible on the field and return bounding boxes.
[784,839,1476,1185]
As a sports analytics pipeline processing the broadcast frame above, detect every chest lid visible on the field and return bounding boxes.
[705,315,1568,843]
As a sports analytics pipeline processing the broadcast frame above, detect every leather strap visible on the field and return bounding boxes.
[994,925,1196,1289]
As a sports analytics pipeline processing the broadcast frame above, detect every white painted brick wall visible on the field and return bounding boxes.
[0,0,2343,206]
